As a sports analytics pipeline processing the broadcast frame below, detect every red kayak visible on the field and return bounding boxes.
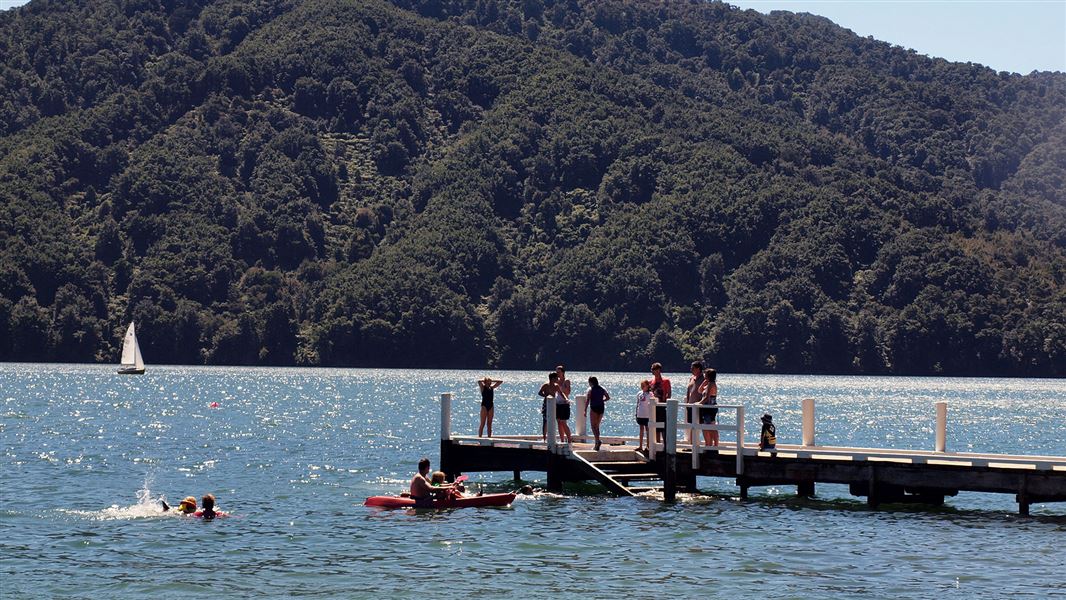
[364,493,517,509]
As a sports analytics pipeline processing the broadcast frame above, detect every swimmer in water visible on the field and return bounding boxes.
[194,493,227,519]
[161,496,197,514]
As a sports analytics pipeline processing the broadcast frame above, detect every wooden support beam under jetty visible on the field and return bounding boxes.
[436,394,1066,516]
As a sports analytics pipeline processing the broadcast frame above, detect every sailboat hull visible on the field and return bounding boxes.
[117,367,145,375]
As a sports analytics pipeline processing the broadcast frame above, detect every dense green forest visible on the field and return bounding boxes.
[1,0,1064,376]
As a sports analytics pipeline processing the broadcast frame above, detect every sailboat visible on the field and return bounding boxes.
[117,322,146,375]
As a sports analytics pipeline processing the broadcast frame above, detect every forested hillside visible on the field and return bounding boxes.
[1,0,1064,375]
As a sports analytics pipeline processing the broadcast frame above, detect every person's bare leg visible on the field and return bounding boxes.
[487,408,493,438]
[591,412,602,448]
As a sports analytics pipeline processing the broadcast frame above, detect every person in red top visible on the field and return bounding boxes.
[194,493,228,519]
[649,362,671,444]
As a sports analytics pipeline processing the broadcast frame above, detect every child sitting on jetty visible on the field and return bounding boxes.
[759,413,777,452]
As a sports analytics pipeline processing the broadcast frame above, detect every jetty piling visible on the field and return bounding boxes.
[935,401,947,453]
[663,399,678,501]
[802,398,815,447]
[440,392,452,441]
[575,394,587,439]
[436,393,1066,515]
[546,397,562,491]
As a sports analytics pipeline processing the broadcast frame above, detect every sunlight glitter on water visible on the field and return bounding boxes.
[1,364,1063,599]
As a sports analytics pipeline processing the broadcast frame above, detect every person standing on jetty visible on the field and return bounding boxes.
[699,368,720,447]
[635,380,653,453]
[555,366,573,444]
[538,372,560,441]
[649,362,670,444]
[686,361,707,444]
[584,376,610,450]
[555,366,571,405]
[477,376,503,438]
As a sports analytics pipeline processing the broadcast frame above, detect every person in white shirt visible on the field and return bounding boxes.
[634,380,653,453]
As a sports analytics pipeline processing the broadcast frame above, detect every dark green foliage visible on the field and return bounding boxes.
[1,0,1063,376]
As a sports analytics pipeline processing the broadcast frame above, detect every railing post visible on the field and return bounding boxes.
[802,398,815,447]
[664,399,678,501]
[935,401,947,453]
[440,393,452,441]
[440,392,454,478]
[575,394,587,440]
[736,403,744,476]
[547,396,558,453]
[691,403,701,469]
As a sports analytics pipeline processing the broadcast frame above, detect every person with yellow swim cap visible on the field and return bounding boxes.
[161,496,197,514]
[177,496,197,514]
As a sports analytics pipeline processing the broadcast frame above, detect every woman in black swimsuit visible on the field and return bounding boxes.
[478,376,503,437]
[585,376,610,451]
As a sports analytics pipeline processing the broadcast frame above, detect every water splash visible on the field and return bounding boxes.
[60,475,173,521]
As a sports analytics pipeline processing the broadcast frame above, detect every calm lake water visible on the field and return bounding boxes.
[2,364,1064,598]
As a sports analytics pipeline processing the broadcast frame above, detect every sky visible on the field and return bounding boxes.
[1,0,1063,73]
[728,0,1065,73]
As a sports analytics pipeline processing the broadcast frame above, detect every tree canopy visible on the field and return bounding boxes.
[1,0,1063,376]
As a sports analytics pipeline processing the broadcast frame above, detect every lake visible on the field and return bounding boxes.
[1,364,1064,598]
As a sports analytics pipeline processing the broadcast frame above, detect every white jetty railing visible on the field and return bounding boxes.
[439,394,1031,468]
[648,399,744,475]
[441,393,1065,474]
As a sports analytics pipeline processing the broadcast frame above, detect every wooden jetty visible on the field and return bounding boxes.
[437,394,1066,516]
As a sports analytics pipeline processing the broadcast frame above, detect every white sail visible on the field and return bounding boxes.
[133,331,144,370]
[121,322,137,367]
[118,322,146,374]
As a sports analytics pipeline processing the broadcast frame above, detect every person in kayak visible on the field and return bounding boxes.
[431,471,466,500]
[409,458,459,507]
